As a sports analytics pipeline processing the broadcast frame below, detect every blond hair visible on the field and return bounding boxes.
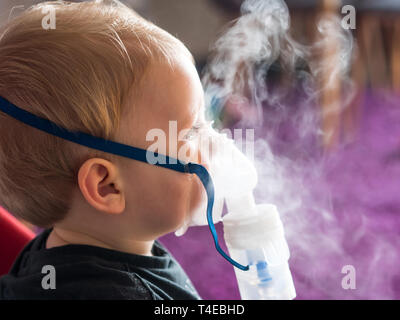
[0,0,187,227]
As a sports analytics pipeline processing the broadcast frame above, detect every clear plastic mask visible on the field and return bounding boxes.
[176,120,258,236]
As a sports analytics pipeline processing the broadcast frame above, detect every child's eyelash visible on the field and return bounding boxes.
[184,126,200,140]
[184,121,210,140]
[192,124,202,131]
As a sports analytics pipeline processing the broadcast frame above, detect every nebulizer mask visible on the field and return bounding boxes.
[0,95,296,300]
[175,117,296,300]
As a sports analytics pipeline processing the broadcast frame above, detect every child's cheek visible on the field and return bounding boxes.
[188,172,206,216]
[161,171,195,232]
[177,139,198,164]
[172,139,208,223]
[185,142,209,216]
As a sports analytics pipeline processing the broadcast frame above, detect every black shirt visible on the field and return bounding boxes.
[0,228,200,300]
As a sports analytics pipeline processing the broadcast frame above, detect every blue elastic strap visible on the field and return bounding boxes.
[0,96,249,271]
[187,163,249,271]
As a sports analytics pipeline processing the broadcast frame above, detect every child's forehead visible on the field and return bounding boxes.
[121,54,204,144]
[141,56,204,121]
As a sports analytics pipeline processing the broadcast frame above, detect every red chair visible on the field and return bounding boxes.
[0,206,35,276]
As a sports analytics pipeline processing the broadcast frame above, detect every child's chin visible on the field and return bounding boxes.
[157,212,188,236]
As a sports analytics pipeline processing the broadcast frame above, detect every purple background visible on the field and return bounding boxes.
[160,90,400,299]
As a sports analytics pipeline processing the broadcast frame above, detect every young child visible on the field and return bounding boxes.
[0,0,206,300]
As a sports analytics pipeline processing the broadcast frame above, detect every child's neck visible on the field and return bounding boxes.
[46,227,154,256]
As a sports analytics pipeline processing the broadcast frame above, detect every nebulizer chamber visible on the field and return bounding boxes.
[224,201,296,300]
[177,124,296,300]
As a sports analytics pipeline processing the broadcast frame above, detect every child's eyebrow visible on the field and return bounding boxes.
[179,107,197,130]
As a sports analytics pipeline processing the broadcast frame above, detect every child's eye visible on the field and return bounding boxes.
[183,120,213,141]
[184,125,201,141]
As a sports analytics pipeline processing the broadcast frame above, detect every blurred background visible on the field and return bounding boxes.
[1,0,400,299]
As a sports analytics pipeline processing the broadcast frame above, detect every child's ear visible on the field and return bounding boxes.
[77,158,125,214]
